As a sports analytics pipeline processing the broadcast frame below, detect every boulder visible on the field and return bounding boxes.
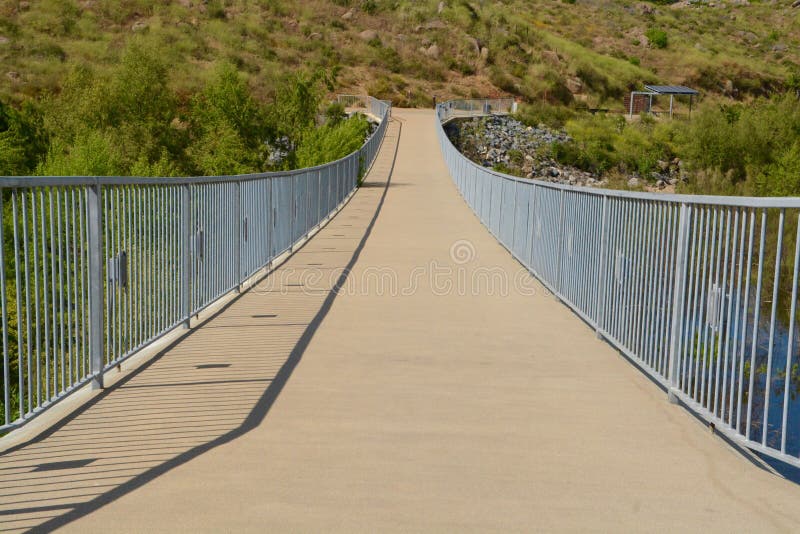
[542,50,560,65]
[359,29,379,42]
[132,20,148,32]
[425,20,447,30]
[627,177,640,188]
[425,44,440,58]
[736,30,758,44]
[565,77,583,94]
[342,8,354,20]
[723,79,734,94]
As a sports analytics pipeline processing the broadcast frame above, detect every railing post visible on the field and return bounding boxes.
[667,202,691,402]
[290,176,295,248]
[594,194,609,336]
[269,178,277,260]
[234,181,241,289]
[528,183,538,270]
[510,180,518,252]
[555,189,566,297]
[181,184,191,328]
[87,183,104,390]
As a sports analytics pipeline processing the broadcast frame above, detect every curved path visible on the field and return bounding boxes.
[3,109,800,532]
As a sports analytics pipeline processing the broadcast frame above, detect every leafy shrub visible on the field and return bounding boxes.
[37,130,122,176]
[189,63,270,158]
[549,112,676,177]
[754,141,800,196]
[0,100,47,175]
[361,0,378,14]
[514,101,576,129]
[324,101,347,127]
[679,94,800,193]
[294,113,371,168]
[645,28,668,49]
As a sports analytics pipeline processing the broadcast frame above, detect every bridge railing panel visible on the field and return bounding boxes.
[437,98,800,468]
[0,96,391,433]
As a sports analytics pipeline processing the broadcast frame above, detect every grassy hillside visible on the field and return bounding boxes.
[1,0,799,189]
[1,0,799,109]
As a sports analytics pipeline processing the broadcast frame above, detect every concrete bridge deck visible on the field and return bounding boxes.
[3,109,800,532]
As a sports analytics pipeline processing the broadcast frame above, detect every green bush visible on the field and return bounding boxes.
[294,113,371,168]
[547,112,676,177]
[514,101,576,129]
[645,28,668,49]
[754,141,800,196]
[188,62,271,174]
[37,130,122,176]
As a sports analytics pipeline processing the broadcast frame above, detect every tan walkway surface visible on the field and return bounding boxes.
[3,109,800,532]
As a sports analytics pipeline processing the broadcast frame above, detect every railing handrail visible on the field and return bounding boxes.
[437,97,800,208]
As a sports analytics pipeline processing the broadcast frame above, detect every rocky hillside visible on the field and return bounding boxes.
[445,115,695,191]
[1,1,799,108]
[446,115,605,187]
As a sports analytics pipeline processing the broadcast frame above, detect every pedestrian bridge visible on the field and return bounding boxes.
[3,98,800,532]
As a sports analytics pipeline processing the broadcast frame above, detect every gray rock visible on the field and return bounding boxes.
[132,20,148,32]
[438,1,446,13]
[737,30,759,44]
[628,177,640,188]
[359,30,379,42]
[566,77,583,94]
[342,9,354,20]
[425,20,447,30]
[425,44,440,58]
[542,50,560,65]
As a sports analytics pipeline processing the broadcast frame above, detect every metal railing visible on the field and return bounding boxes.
[337,94,392,119]
[0,96,391,433]
[437,98,800,468]
[438,98,517,120]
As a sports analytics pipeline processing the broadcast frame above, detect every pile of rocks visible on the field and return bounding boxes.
[445,116,605,188]
[646,158,684,189]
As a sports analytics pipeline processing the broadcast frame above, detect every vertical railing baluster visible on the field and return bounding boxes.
[87,184,104,390]
[667,203,691,400]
